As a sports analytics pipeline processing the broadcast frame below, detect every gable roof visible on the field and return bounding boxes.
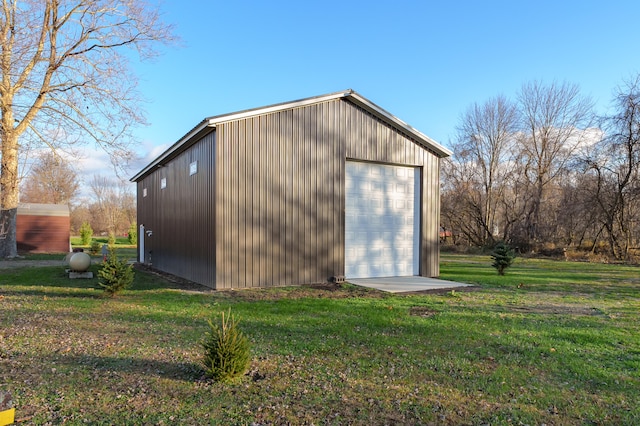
[131,90,452,182]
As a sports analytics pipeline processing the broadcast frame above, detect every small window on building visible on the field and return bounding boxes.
[190,161,198,176]
[161,177,167,189]
[143,188,148,197]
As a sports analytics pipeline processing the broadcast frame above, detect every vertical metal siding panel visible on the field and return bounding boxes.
[222,124,230,288]
[421,150,429,277]
[258,116,267,286]
[219,125,231,288]
[265,114,274,286]
[429,153,437,276]
[237,121,247,288]
[351,105,359,158]
[215,126,225,288]
[377,119,384,162]
[315,103,324,279]
[276,111,285,286]
[244,118,254,287]
[312,104,320,280]
[306,106,315,283]
[381,118,387,161]
[386,120,393,163]
[252,117,260,287]
[284,110,295,285]
[215,126,224,288]
[318,103,333,281]
[338,101,346,276]
[234,122,243,288]
[270,113,281,286]
[423,152,431,277]
[292,108,302,284]
[320,102,329,278]
[265,114,273,287]
[365,111,372,160]
[231,123,239,288]
[271,112,281,286]
[298,107,307,283]
[423,152,438,277]
[333,101,343,276]
[350,104,359,159]
[303,106,311,283]
[227,124,236,286]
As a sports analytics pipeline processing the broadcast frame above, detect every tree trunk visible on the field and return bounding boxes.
[0,131,20,258]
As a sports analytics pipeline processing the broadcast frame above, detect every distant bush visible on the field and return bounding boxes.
[202,309,251,383]
[89,240,101,255]
[491,241,515,275]
[128,223,137,245]
[98,247,134,297]
[79,222,93,245]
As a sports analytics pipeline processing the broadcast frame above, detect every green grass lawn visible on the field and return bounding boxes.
[1,253,639,424]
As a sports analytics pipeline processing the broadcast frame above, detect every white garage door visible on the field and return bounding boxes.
[345,161,420,278]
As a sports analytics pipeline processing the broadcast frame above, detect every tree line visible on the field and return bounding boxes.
[441,77,640,261]
[20,152,136,237]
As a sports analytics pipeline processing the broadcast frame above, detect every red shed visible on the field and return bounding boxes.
[16,203,70,253]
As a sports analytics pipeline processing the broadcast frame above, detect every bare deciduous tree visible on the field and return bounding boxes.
[449,95,519,245]
[0,0,173,257]
[443,81,597,252]
[90,175,135,236]
[516,81,594,246]
[20,152,79,204]
[583,76,640,260]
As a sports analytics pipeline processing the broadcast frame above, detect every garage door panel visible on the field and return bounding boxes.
[345,161,420,279]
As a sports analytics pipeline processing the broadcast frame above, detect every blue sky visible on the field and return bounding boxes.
[125,0,640,175]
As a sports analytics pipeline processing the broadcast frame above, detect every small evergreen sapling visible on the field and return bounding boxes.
[491,241,515,275]
[128,223,138,245]
[202,309,251,383]
[98,247,134,296]
[79,221,93,245]
[89,240,101,255]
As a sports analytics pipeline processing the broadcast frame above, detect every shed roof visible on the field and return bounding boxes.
[17,203,70,217]
[131,90,452,182]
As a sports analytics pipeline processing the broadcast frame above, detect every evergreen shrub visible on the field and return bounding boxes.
[98,247,134,297]
[79,222,93,245]
[128,223,137,245]
[491,241,515,275]
[89,240,101,255]
[202,309,251,383]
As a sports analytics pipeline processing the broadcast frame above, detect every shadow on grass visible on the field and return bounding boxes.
[0,264,206,295]
[54,353,205,382]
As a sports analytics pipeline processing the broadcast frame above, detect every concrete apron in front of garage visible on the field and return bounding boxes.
[348,276,473,293]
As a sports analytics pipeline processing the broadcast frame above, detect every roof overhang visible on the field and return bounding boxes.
[131,90,452,182]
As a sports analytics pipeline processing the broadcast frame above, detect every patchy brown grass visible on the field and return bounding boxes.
[1,257,640,424]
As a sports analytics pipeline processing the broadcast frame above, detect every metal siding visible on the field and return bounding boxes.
[214,102,344,288]
[143,96,441,289]
[137,131,217,287]
[216,100,439,288]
